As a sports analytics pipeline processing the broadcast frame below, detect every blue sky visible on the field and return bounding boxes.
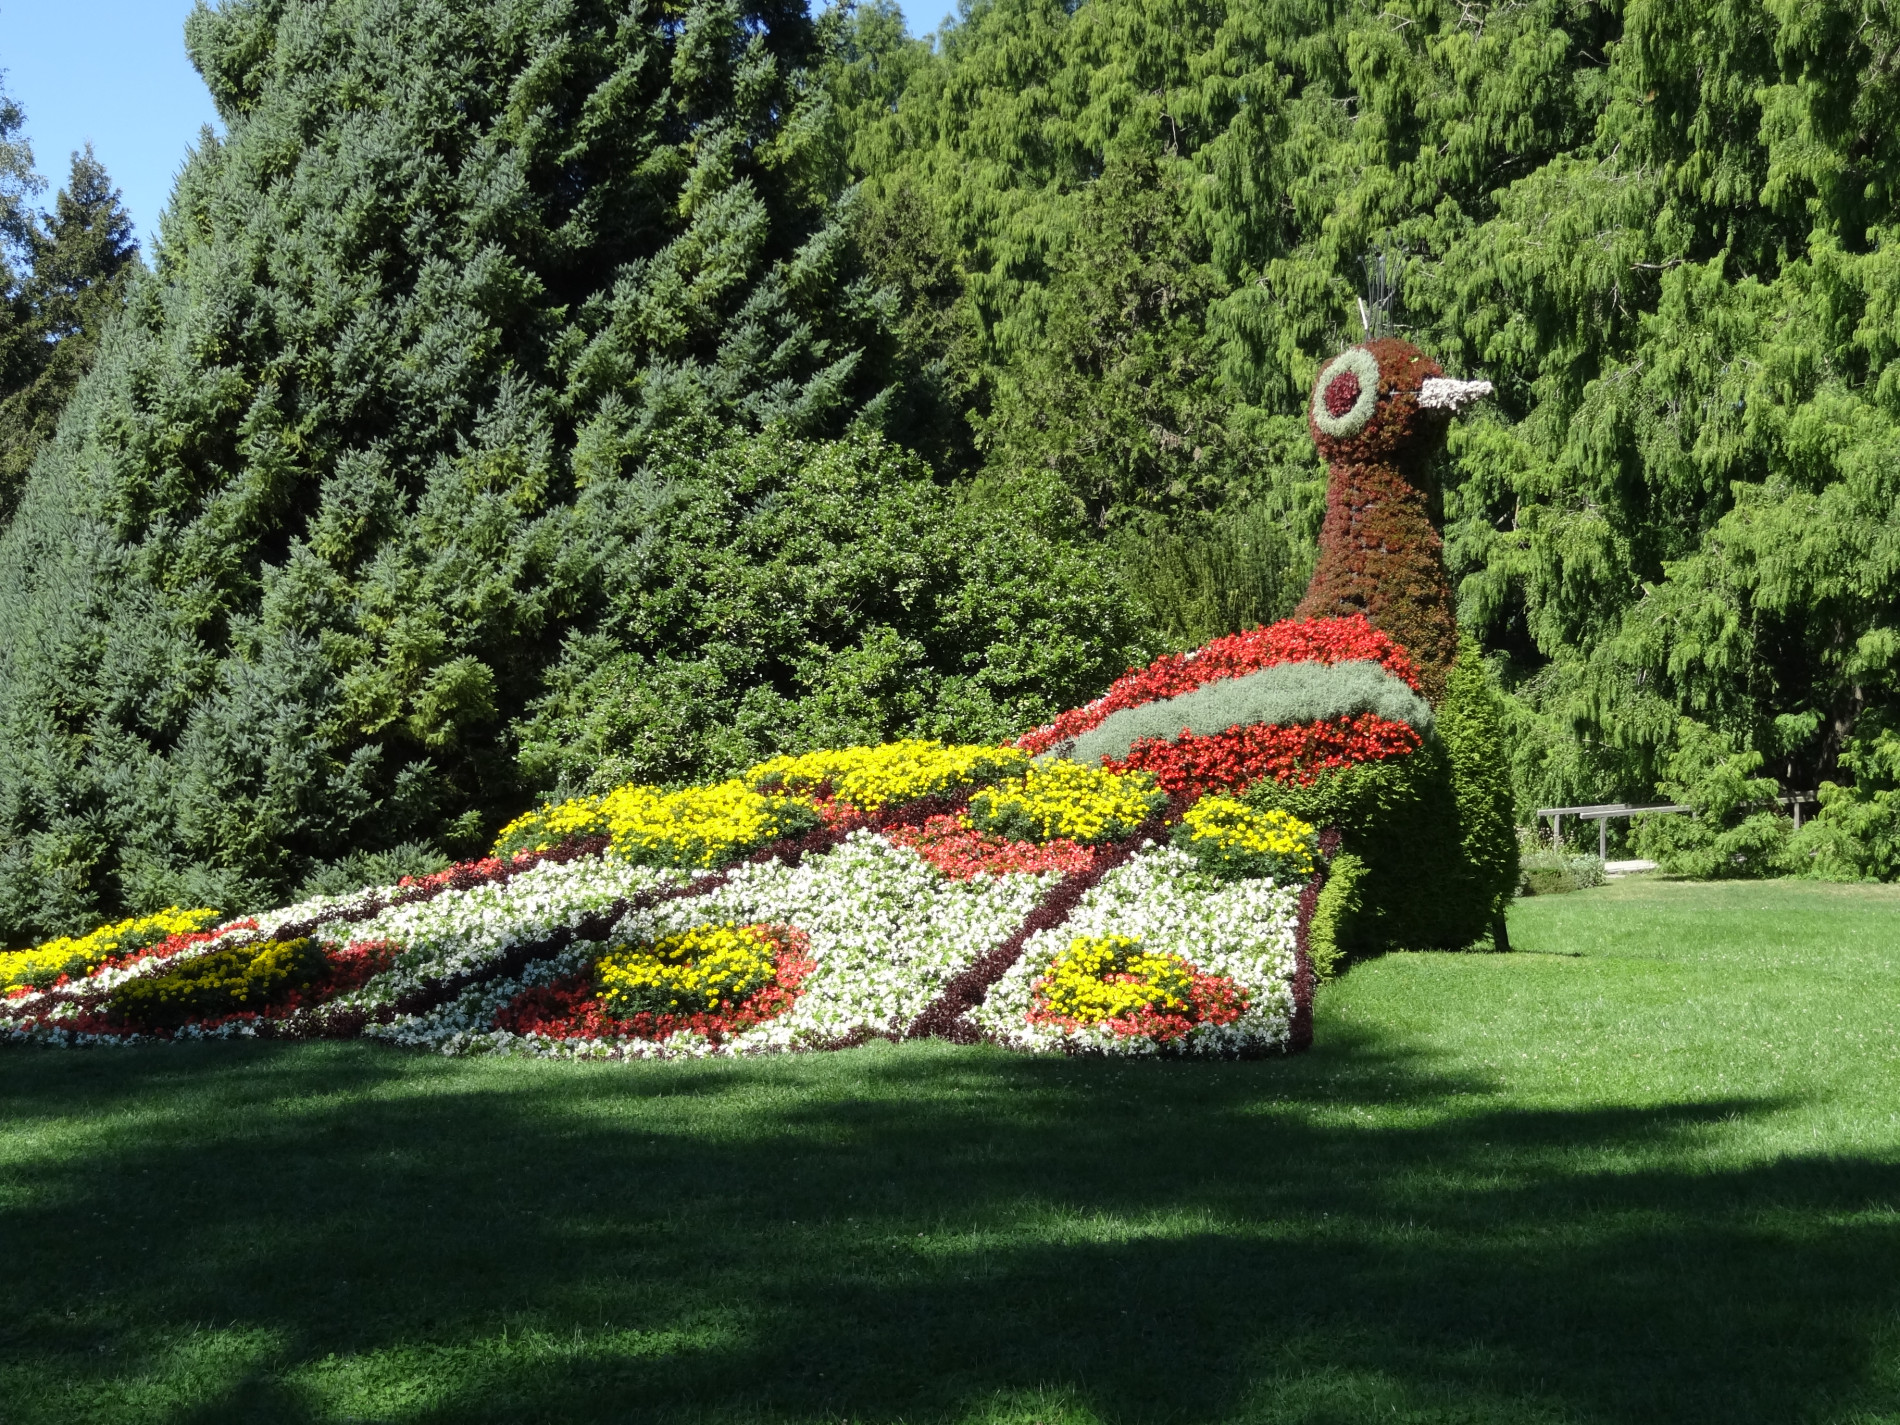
[0,0,942,260]
[0,1,216,256]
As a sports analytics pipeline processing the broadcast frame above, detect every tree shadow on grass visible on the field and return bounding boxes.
[2,1037,1898,1424]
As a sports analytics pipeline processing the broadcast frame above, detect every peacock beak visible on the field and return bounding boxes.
[1418,377,1493,413]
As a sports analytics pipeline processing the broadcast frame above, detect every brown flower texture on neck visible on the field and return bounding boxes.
[1293,337,1488,703]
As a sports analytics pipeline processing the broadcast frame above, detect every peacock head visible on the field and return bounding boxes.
[1308,337,1491,467]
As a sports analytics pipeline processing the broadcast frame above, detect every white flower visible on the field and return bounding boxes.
[3,835,1306,1060]
[418,832,1055,1059]
[973,844,1301,1056]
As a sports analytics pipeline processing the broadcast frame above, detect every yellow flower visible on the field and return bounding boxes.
[107,937,327,1029]
[745,740,1029,810]
[966,761,1164,845]
[0,907,221,994]
[1031,935,1196,1024]
[1174,797,1318,881]
[494,780,819,868]
[492,794,619,856]
[595,924,780,1017]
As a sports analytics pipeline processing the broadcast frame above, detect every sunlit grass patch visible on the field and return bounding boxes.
[4,879,1900,1423]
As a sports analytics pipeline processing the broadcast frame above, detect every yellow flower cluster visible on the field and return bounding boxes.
[1033,935,1193,1024]
[108,937,327,1030]
[0,907,221,994]
[490,794,619,857]
[745,740,1029,810]
[494,780,820,868]
[966,760,1165,845]
[595,923,778,1017]
[1174,797,1319,882]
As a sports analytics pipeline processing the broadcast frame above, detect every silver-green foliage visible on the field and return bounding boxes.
[1068,660,1432,766]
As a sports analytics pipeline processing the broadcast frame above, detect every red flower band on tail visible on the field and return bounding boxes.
[1103,714,1422,798]
[1018,614,1420,753]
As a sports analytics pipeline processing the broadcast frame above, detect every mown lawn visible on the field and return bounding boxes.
[4,877,1900,1424]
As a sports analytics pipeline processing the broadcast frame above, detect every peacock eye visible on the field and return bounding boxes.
[1311,348,1381,437]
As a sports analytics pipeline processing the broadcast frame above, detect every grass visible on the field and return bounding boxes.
[4,877,1900,1424]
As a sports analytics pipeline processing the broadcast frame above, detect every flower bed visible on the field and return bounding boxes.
[967,760,1167,844]
[746,740,1029,809]
[0,907,220,995]
[1107,713,1424,798]
[389,831,1060,1058]
[884,815,1095,880]
[2,747,1319,1059]
[494,924,817,1044]
[972,844,1303,1055]
[0,846,682,1046]
[492,780,820,865]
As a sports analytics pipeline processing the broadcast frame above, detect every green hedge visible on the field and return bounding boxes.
[1244,638,1515,963]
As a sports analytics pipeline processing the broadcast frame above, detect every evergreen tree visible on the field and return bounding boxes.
[516,425,1138,793]
[976,154,1268,531]
[0,80,46,445]
[0,0,1136,938]
[852,0,1900,863]
[0,147,140,510]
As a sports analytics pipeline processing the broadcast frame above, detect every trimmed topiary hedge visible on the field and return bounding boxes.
[1233,637,1515,961]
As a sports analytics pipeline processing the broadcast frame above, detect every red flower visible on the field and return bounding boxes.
[1017,614,1421,753]
[1101,714,1422,798]
[885,816,1095,880]
[494,926,816,1045]
[1028,965,1250,1044]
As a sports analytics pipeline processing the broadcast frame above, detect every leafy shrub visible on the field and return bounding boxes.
[1630,723,1790,879]
[1306,851,1365,980]
[1240,641,1515,956]
[1782,726,1900,881]
[1436,638,1519,937]
[108,937,327,1031]
[1117,498,1314,654]
[1785,786,1900,882]
[513,435,1143,801]
[293,844,451,902]
[1517,851,1607,896]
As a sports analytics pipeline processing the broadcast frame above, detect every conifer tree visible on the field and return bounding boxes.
[0,0,1135,937]
[0,147,139,510]
[0,81,46,446]
[854,0,1900,866]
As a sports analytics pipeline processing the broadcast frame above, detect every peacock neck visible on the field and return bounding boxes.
[1293,456,1460,703]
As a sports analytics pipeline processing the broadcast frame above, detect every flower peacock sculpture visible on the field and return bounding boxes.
[1,338,1518,1060]
[1022,335,1517,967]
